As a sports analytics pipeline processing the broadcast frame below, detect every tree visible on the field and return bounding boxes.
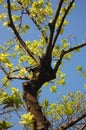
[0,0,86,130]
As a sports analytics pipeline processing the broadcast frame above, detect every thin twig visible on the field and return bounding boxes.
[57,112,86,130]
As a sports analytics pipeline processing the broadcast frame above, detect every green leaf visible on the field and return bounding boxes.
[0,0,3,5]
[3,20,10,26]
[0,120,12,129]
[42,99,49,108]
[2,77,10,87]
[20,112,34,126]
[84,71,86,78]
[12,15,20,21]
[77,65,82,72]
[0,13,7,21]
[22,25,30,34]
[1,87,23,108]
[84,84,86,89]
[50,86,57,93]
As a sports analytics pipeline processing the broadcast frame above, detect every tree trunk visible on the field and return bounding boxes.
[23,81,50,130]
[22,60,56,130]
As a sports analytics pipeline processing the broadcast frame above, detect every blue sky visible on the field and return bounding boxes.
[0,0,86,129]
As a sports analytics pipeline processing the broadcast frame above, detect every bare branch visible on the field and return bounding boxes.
[45,0,64,58]
[54,42,86,73]
[7,0,41,65]
[52,0,75,50]
[57,112,86,130]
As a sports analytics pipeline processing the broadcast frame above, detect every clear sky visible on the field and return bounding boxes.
[0,0,86,129]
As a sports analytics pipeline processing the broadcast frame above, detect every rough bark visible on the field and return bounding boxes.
[22,59,56,130]
[23,82,49,130]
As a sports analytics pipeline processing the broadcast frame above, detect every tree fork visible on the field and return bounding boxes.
[22,81,50,130]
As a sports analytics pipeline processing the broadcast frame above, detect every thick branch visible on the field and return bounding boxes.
[45,0,64,58]
[7,0,40,65]
[57,112,86,130]
[23,82,50,130]
[52,0,75,50]
[54,42,86,73]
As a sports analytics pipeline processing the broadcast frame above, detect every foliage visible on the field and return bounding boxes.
[41,91,86,129]
[0,0,86,130]
[77,66,86,78]
[0,120,12,130]
[20,112,34,126]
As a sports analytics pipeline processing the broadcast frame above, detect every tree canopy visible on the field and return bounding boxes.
[0,0,86,130]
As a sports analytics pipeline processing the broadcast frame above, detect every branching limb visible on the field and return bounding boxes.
[0,65,29,80]
[57,112,86,130]
[45,0,64,58]
[54,42,86,73]
[7,0,41,65]
[44,0,75,62]
[52,0,75,50]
